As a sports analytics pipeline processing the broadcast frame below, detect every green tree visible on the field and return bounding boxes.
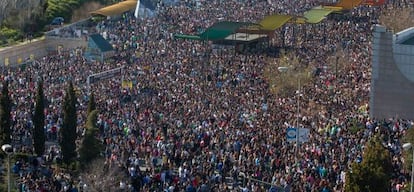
[87,92,96,115]
[33,80,46,156]
[60,81,78,165]
[45,0,115,22]
[345,135,393,192]
[0,81,12,145]
[79,110,102,166]
[402,123,414,189]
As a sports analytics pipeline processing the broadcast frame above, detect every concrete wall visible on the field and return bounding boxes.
[0,37,87,67]
[370,25,414,119]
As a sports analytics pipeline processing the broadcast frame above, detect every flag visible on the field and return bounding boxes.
[122,80,133,89]
[134,0,141,18]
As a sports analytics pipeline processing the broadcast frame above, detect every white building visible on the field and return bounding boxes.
[370,25,414,119]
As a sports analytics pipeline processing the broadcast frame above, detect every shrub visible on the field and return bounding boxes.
[0,27,22,41]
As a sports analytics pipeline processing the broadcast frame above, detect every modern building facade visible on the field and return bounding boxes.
[370,25,414,120]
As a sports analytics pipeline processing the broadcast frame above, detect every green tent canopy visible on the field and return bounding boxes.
[174,21,260,41]
[198,21,258,40]
[303,7,334,24]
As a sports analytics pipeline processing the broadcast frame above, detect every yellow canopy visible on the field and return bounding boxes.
[91,0,137,17]
[290,16,307,24]
[304,7,334,24]
[258,15,293,31]
[320,6,344,12]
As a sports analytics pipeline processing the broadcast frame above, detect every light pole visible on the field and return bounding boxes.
[403,143,414,192]
[295,78,300,162]
[278,67,301,163]
[2,144,13,192]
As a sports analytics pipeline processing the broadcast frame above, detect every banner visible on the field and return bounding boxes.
[286,127,310,143]
[87,66,123,84]
[4,58,9,66]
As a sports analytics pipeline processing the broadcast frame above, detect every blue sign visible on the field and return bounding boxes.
[286,127,310,143]
[286,127,297,142]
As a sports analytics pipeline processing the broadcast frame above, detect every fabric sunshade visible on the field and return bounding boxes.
[333,0,364,10]
[258,15,293,31]
[198,21,259,41]
[91,0,137,17]
[303,7,334,24]
[173,34,202,40]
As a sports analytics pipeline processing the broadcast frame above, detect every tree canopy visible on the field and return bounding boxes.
[79,109,102,165]
[0,81,12,146]
[87,92,96,116]
[60,81,78,165]
[33,80,46,156]
[345,135,393,192]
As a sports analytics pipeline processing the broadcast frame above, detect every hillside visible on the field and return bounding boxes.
[0,0,118,46]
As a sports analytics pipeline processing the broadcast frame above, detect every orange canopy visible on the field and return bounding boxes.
[362,0,386,6]
[334,0,364,10]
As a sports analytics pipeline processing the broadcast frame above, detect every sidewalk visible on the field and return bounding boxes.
[0,36,45,52]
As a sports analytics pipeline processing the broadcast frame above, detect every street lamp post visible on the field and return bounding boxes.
[296,78,300,162]
[2,144,13,192]
[403,143,414,192]
[278,67,301,163]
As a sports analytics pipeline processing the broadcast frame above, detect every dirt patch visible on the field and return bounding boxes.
[72,1,105,22]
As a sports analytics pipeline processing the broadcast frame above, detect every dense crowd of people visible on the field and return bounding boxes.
[1,0,414,191]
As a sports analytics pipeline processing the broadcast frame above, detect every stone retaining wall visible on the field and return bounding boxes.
[0,37,87,67]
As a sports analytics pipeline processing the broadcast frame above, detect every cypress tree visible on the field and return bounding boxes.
[60,81,78,165]
[87,92,96,115]
[345,135,393,192]
[0,81,12,145]
[33,80,46,156]
[79,110,102,166]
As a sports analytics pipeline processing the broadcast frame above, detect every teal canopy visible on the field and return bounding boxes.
[174,21,260,41]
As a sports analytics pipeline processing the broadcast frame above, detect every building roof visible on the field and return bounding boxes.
[401,36,414,45]
[395,27,414,45]
[91,0,137,17]
[89,34,113,52]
